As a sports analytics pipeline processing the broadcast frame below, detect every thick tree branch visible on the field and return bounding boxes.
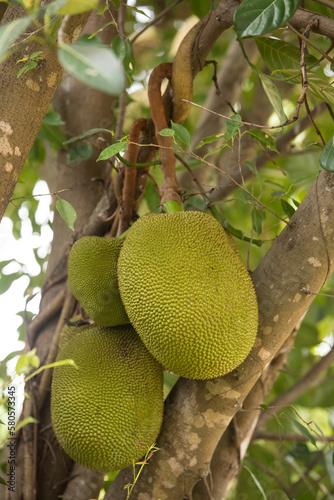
[205,330,298,500]
[0,5,90,221]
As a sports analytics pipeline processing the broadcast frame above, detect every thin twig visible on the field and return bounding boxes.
[287,21,334,65]
[131,0,184,45]
[253,431,334,442]
[10,189,69,202]
[304,95,325,145]
[115,0,127,142]
[204,59,237,114]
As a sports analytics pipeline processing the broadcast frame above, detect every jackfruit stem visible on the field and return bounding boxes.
[148,63,182,207]
[171,17,206,124]
[118,119,150,235]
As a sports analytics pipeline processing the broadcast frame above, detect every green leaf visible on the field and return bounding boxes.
[251,207,264,235]
[0,272,22,295]
[258,74,287,123]
[255,38,317,78]
[15,348,40,375]
[159,128,175,137]
[17,60,37,78]
[196,133,220,149]
[24,358,79,383]
[122,39,135,79]
[30,51,44,59]
[97,141,127,161]
[64,127,112,145]
[319,135,334,172]
[281,199,295,218]
[234,0,301,39]
[38,123,66,150]
[271,190,286,198]
[291,418,317,447]
[225,114,242,137]
[43,109,65,126]
[67,143,93,163]
[16,416,39,432]
[247,129,278,152]
[171,122,191,145]
[268,490,290,500]
[307,73,334,107]
[202,143,229,160]
[56,198,77,231]
[244,465,267,500]
[0,477,7,486]
[57,41,125,96]
[112,36,126,62]
[0,15,37,63]
[185,195,207,212]
[56,0,99,14]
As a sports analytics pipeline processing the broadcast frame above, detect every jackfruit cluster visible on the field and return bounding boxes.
[52,209,258,473]
[68,236,129,326]
[51,323,164,472]
[117,211,258,380]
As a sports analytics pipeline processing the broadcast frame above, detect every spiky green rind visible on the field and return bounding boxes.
[51,324,164,472]
[118,211,258,380]
[68,236,129,326]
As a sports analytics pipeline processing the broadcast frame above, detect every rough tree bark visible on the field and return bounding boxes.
[0,4,90,221]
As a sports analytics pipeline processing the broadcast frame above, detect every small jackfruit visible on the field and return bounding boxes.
[68,236,129,326]
[51,323,164,472]
[118,211,258,380]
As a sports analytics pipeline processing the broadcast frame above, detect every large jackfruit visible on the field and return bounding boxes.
[68,236,129,326]
[51,323,164,472]
[118,211,258,380]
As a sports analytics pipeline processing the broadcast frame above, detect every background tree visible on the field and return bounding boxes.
[1,1,334,499]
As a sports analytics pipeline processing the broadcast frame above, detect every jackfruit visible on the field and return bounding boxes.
[51,323,164,472]
[68,236,129,326]
[118,211,258,380]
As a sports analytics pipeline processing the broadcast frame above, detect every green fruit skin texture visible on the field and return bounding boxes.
[68,236,129,326]
[51,323,164,472]
[118,211,259,380]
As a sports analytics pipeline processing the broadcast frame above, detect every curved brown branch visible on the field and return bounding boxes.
[172,17,207,124]
[118,118,150,235]
[148,63,182,206]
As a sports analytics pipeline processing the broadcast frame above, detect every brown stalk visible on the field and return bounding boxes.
[148,63,182,206]
[118,118,150,235]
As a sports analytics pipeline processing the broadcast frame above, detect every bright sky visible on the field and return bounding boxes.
[0,180,53,369]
